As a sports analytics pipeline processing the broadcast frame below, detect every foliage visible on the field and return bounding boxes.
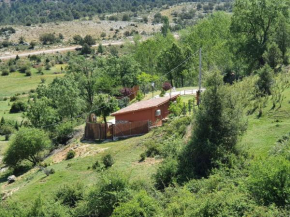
[102,154,114,168]
[66,150,76,160]
[3,127,51,166]
[256,64,274,96]
[112,190,160,217]
[154,157,178,190]
[231,0,289,70]
[169,97,183,117]
[10,101,27,113]
[78,172,131,217]
[55,121,75,145]
[248,156,290,207]
[162,82,172,91]
[93,94,119,124]
[179,71,247,179]
[263,43,283,69]
[55,183,84,207]
[39,33,56,45]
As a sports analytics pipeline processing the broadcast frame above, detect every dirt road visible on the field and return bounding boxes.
[0,41,127,61]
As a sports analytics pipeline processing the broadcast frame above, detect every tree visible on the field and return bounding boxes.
[161,16,170,37]
[3,128,51,166]
[256,64,274,95]
[81,43,92,55]
[39,33,56,45]
[231,0,289,70]
[92,94,118,125]
[179,71,246,179]
[118,56,141,87]
[137,72,157,96]
[47,76,84,118]
[26,97,59,129]
[157,43,185,87]
[275,17,290,63]
[263,43,283,69]
[67,57,98,109]
[97,43,104,54]
[83,35,95,46]
[73,35,83,44]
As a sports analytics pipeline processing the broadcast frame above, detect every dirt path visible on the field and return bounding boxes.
[0,40,129,61]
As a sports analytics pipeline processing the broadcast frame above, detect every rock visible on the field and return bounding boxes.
[7,175,16,184]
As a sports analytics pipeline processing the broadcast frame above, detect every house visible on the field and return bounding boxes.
[111,94,180,127]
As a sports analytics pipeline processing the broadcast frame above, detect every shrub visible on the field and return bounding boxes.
[79,172,131,217]
[154,158,178,190]
[145,140,161,157]
[66,150,76,160]
[247,156,290,207]
[112,191,160,217]
[55,121,74,144]
[10,101,27,113]
[139,153,146,162]
[92,160,100,169]
[103,154,114,168]
[55,183,84,207]
[10,96,18,102]
[25,70,31,76]
[162,82,172,91]
[1,68,9,76]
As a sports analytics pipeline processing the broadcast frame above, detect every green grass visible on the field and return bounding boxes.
[0,64,65,121]
[237,88,290,158]
[0,133,158,204]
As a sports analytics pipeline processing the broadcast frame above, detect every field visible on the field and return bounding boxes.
[0,64,65,121]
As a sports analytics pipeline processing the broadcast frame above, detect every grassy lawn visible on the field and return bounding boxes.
[0,64,65,121]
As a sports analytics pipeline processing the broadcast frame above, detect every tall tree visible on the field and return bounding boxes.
[179,71,247,179]
[231,0,289,70]
[67,57,98,110]
[157,43,185,87]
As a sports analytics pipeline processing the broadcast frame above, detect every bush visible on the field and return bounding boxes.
[66,150,76,160]
[10,96,18,102]
[10,101,27,113]
[145,140,161,157]
[1,68,9,76]
[55,121,74,144]
[139,153,146,162]
[162,82,172,91]
[103,154,114,168]
[154,158,178,190]
[77,172,131,217]
[92,160,100,169]
[247,156,290,207]
[55,183,84,207]
[25,70,32,76]
[112,191,160,217]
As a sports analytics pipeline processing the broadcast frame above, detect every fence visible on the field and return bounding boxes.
[84,120,149,140]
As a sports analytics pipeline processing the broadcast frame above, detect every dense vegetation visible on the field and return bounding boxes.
[0,0,233,25]
[1,0,290,216]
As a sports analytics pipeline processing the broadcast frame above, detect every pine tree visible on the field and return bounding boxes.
[179,71,246,179]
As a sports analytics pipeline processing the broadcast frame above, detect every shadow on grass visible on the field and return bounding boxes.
[0,164,32,184]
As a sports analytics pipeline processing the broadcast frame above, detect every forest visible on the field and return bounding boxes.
[0,0,232,25]
[1,0,290,216]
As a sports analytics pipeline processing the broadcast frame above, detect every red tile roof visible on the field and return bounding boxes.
[111,94,180,116]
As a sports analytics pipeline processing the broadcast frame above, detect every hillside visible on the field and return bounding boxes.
[0,0,233,25]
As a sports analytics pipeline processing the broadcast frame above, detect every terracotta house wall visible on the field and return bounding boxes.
[115,100,173,126]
